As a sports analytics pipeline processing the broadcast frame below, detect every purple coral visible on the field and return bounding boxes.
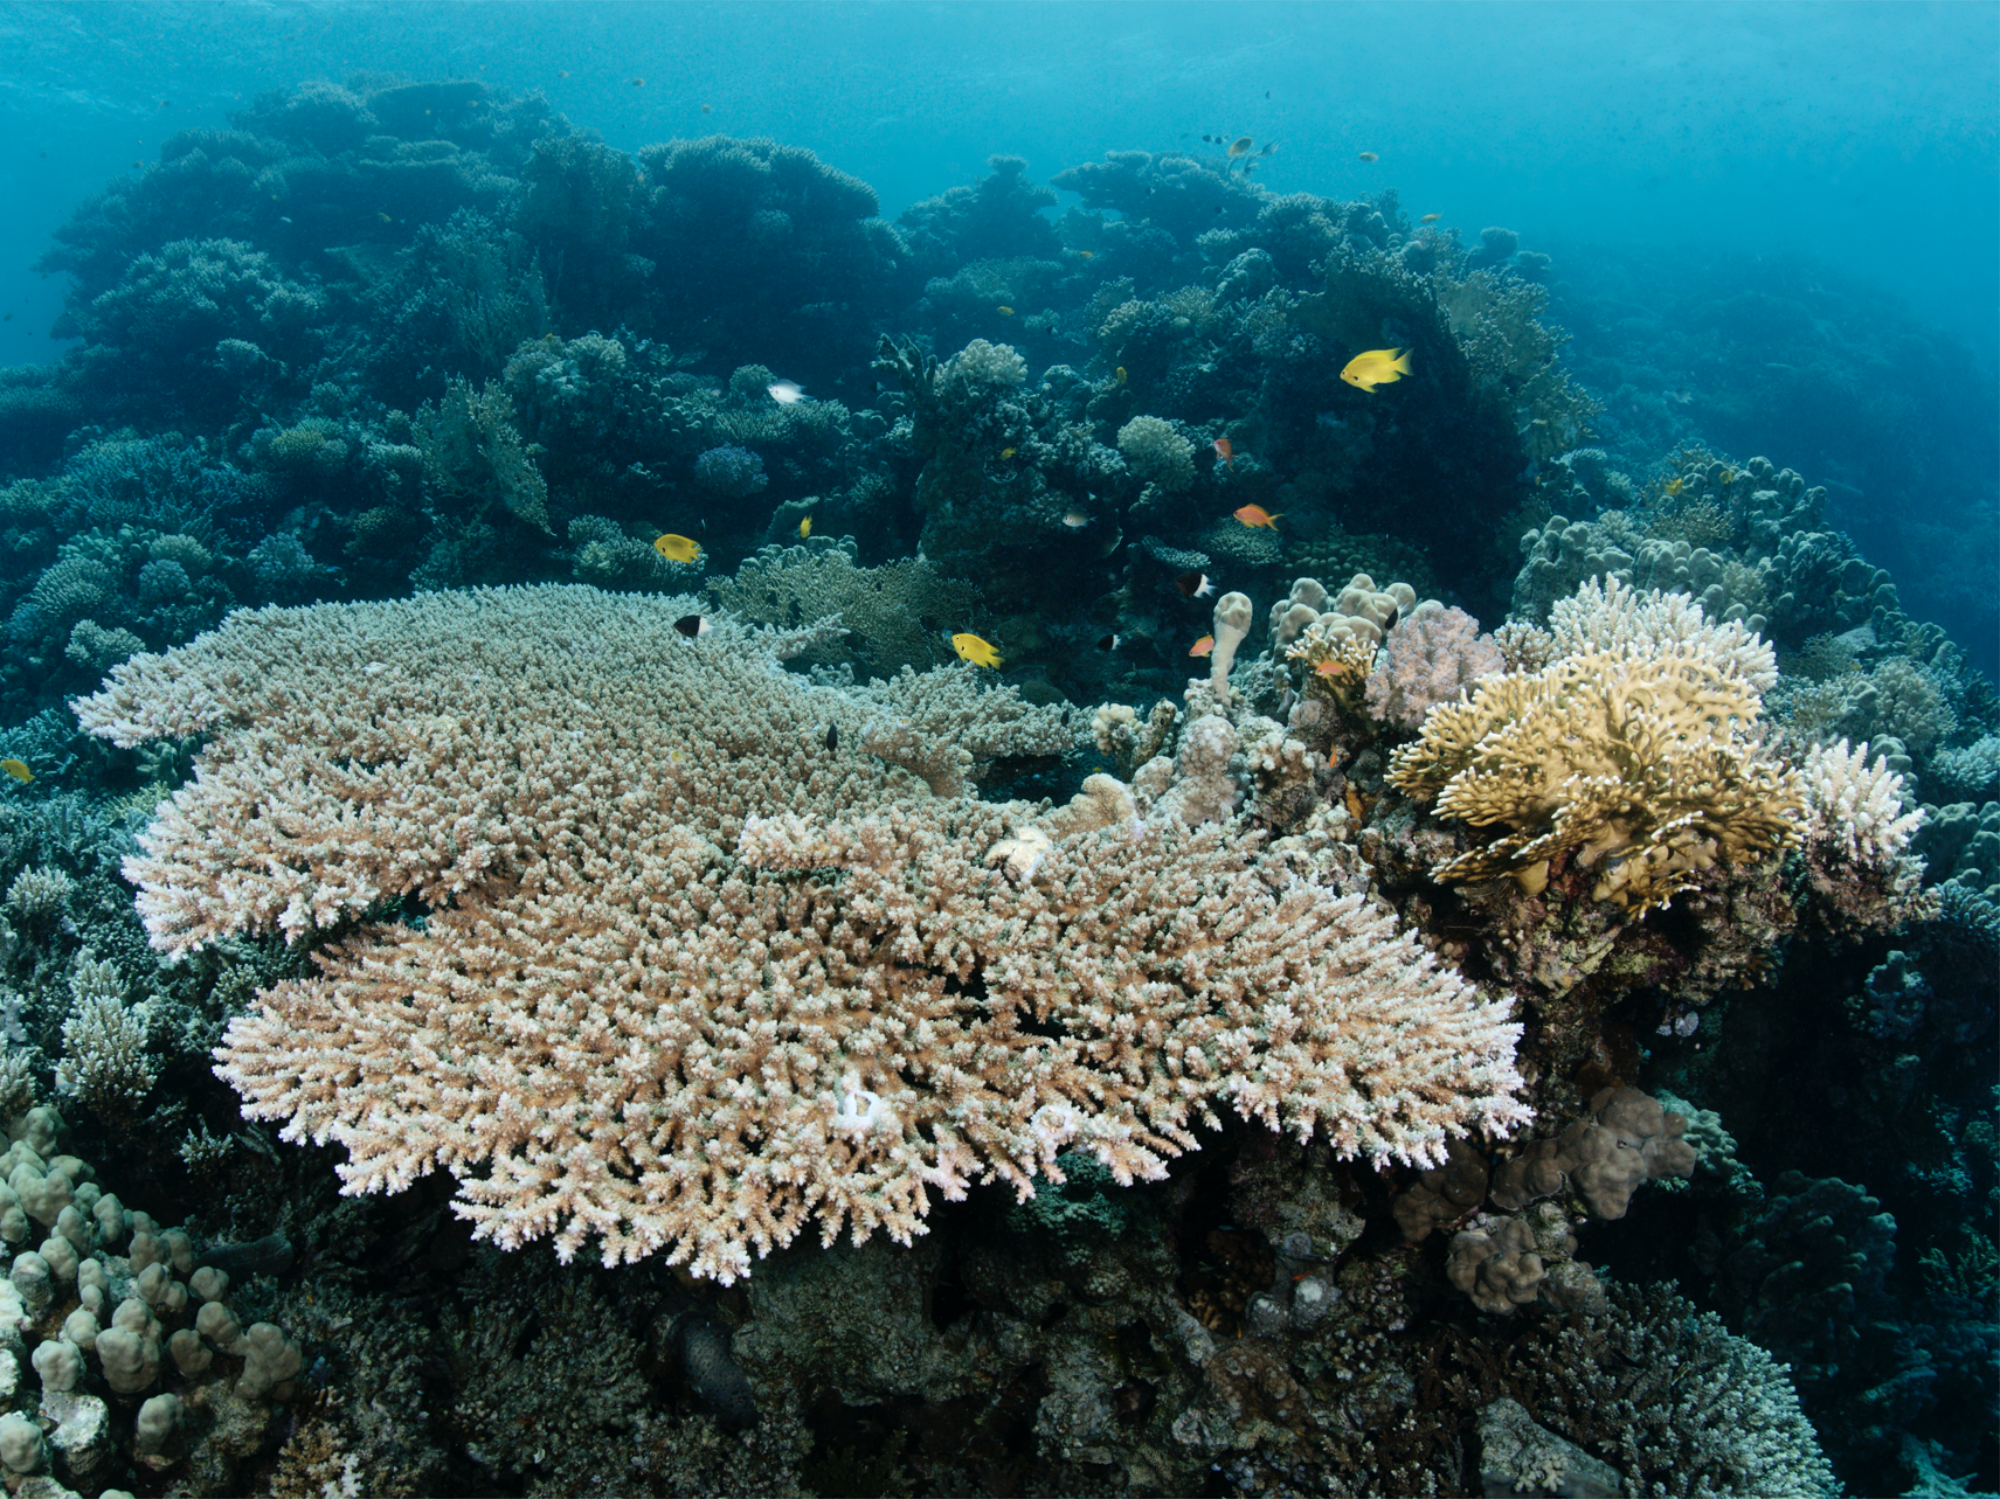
[692,444,769,500]
[1365,603,1505,730]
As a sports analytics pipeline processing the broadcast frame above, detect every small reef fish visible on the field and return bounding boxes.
[1114,367,1128,384]
[767,379,806,404]
[996,305,1014,316]
[654,533,702,564]
[1175,571,1216,599]
[1357,151,1378,163]
[376,211,392,223]
[1188,635,1215,658]
[1664,478,1683,497]
[952,632,1003,669]
[632,77,645,87]
[1228,136,1253,158]
[1213,437,1236,470]
[1313,660,1341,677]
[1076,250,1095,259]
[1718,467,1734,484]
[1062,510,1092,528]
[824,723,838,753]
[1233,504,1283,530]
[1097,633,1121,651]
[1340,347,1413,392]
[673,614,712,639]
[0,759,31,784]
[1000,447,1017,460]
[799,516,812,538]
[1420,213,1442,224]
[701,103,713,113]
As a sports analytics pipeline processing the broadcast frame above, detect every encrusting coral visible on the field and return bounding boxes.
[78,585,1528,1284]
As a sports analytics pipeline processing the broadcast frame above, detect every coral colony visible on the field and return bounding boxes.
[0,74,1985,1497]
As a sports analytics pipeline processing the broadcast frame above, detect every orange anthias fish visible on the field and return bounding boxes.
[1232,503,1282,530]
[1213,437,1236,470]
[1313,660,1341,677]
[1189,635,1216,658]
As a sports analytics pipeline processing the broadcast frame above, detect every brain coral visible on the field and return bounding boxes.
[79,586,1527,1282]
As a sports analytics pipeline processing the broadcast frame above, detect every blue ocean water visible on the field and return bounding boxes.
[0,4,1994,1495]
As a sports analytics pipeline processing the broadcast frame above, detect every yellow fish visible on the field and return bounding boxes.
[1718,467,1734,484]
[1340,347,1413,393]
[952,632,1003,669]
[653,533,702,564]
[1076,250,1094,259]
[1000,447,1016,460]
[1420,212,1441,224]
[1114,366,1127,384]
[0,759,30,784]
[995,306,1014,316]
[1664,478,1683,497]
[799,516,812,538]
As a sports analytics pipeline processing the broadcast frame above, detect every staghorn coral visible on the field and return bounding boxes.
[1387,645,1801,911]
[80,586,1527,1283]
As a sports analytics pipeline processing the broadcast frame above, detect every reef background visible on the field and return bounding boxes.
[0,4,1993,1497]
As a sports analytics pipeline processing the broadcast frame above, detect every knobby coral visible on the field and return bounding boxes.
[78,586,1527,1282]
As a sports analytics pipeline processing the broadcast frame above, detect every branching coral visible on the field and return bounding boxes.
[79,586,1526,1282]
[1387,646,1801,910]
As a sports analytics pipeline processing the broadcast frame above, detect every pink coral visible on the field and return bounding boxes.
[1364,603,1504,730]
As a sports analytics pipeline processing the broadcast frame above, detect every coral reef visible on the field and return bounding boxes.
[0,70,1985,1497]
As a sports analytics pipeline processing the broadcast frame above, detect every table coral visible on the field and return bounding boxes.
[79,585,1528,1283]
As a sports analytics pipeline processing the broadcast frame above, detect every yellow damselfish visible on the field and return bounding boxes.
[0,759,30,784]
[799,516,812,538]
[653,533,702,564]
[1000,447,1016,460]
[1115,366,1127,384]
[1340,347,1413,393]
[952,632,1003,669]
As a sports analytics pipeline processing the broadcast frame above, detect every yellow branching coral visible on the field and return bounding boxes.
[1387,646,1802,911]
[78,586,1527,1283]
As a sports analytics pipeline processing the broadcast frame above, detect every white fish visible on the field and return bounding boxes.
[767,380,806,405]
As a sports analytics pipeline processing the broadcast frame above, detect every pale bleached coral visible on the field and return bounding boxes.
[1800,739,1925,870]
[1364,603,1504,730]
[1207,591,1254,699]
[1549,576,1777,692]
[1387,646,1801,911]
[79,586,1527,1283]
[1796,738,1934,932]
